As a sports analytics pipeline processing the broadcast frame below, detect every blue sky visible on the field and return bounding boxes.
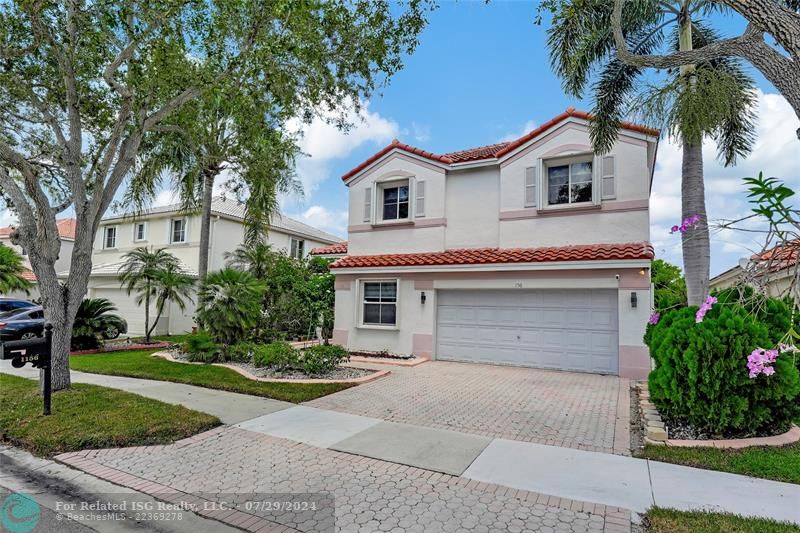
[1,2,797,276]
[276,1,799,277]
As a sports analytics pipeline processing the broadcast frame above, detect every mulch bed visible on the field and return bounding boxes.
[71,341,171,355]
[348,350,415,361]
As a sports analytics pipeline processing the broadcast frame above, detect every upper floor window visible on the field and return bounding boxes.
[103,226,117,249]
[547,160,592,206]
[290,238,305,259]
[171,219,187,243]
[382,184,409,221]
[134,222,147,242]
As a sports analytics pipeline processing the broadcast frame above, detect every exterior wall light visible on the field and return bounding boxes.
[421,291,426,304]
[630,291,638,308]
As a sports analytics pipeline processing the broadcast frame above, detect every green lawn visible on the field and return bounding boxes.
[0,373,219,457]
[639,441,800,484]
[644,507,800,532]
[70,348,354,403]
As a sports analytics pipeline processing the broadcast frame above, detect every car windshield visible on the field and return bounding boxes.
[0,309,35,321]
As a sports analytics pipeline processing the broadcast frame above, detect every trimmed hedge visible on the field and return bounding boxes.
[646,304,800,436]
[252,341,298,371]
[300,344,350,375]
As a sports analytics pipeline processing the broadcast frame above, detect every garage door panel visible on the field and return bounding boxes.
[436,289,619,375]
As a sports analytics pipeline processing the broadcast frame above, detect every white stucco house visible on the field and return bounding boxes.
[326,108,658,379]
[76,197,342,336]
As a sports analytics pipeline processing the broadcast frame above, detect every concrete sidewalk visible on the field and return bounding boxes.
[4,363,800,525]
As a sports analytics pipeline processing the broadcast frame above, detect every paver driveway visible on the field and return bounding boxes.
[57,426,632,533]
[308,361,630,454]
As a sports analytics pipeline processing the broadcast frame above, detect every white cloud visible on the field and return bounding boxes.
[410,122,431,143]
[650,90,800,274]
[290,205,348,238]
[500,120,537,142]
[285,99,399,201]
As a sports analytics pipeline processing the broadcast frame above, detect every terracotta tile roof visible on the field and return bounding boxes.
[341,108,659,182]
[310,241,348,255]
[21,268,36,282]
[330,242,654,269]
[751,240,800,273]
[0,218,77,240]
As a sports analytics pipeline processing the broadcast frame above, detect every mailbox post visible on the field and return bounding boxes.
[1,323,54,415]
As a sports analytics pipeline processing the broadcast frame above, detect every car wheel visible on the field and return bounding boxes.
[20,332,38,340]
[103,326,120,340]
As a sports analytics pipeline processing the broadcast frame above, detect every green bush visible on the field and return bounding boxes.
[224,342,259,363]
[713,286,792,343]
[300,344,350,375]
[252,342,298,371]
[184,331,221,363]
[71,298,127,350]
[647,304,800,436]
[196,268,264,345]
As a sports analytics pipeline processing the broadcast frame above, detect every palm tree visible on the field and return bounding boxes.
[545,0,757,305]
[196,268,264,345]
[0,243,32,294]
[224,242,276,280]
[149,263,195,340]
[129,88,301,280]
[119,247,182,343]
[71,298,128,350]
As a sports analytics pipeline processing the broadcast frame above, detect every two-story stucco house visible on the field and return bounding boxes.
[80,197,342,336]
[326,109,657,379]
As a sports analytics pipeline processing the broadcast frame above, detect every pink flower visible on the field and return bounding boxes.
[648,312,661,325]
[747,347,779,378]
[695,295,718,323]
[670,214,703,234]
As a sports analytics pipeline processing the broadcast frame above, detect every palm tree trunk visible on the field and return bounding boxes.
[678,2,710,306]
[681,142,710,306]
[198,170,215,280]
[144,286,151,343]
[147,300,166,339]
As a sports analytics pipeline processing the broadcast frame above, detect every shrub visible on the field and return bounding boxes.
[713,286,792,343]
[196,268,264,345]
[252,342,299,371]
[647,304,800,436]
[71,298,127,350]
[224,342,260,363]
[300,344,350,375]
[184,331,221,363]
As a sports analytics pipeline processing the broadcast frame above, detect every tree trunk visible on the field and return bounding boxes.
[147,300,166,339]
[677,4,710,307]
[198,170,215,280]
[144,283,151,343]
[681,142,710,306]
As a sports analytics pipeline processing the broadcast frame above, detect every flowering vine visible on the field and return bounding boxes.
[670,214,702,234]
[648,311,660,325]
[695,295,717,323]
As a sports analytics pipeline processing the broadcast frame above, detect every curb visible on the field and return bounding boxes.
[152,351,390,385]
[348,355,430,367]
[637,383,800,448]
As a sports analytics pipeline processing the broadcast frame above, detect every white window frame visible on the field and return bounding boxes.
[542,153,596,208]
[290,237,305,259]
[170,218,188,244]
[133,221,147,242]
[103,226,117,249]
[359,279,399,329]
[376,177,411,224]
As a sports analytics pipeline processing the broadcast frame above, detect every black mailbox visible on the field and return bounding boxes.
[0,323,53,414]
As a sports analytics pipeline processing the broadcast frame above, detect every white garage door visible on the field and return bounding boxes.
[436,289,619,374]
[92,288,166,337]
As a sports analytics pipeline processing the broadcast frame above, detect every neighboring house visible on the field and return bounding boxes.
[328,108,658,379]
[309,241,349,260]
[710,240,799,299]
[0,218,76,298]
[76,197,342,336]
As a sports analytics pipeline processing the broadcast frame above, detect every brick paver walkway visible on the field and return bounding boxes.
[309,362,628,454]
[56,426,632,533]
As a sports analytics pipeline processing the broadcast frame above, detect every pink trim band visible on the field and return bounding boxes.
[349,217,446,233]
[499,199,648,221]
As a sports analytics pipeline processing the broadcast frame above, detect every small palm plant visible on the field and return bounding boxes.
[71,298,127,350]
[196,268,264,345]
[149,262,195,339]
[0,243,32,294]
[119,247,188,342]
[224,242,275,280]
